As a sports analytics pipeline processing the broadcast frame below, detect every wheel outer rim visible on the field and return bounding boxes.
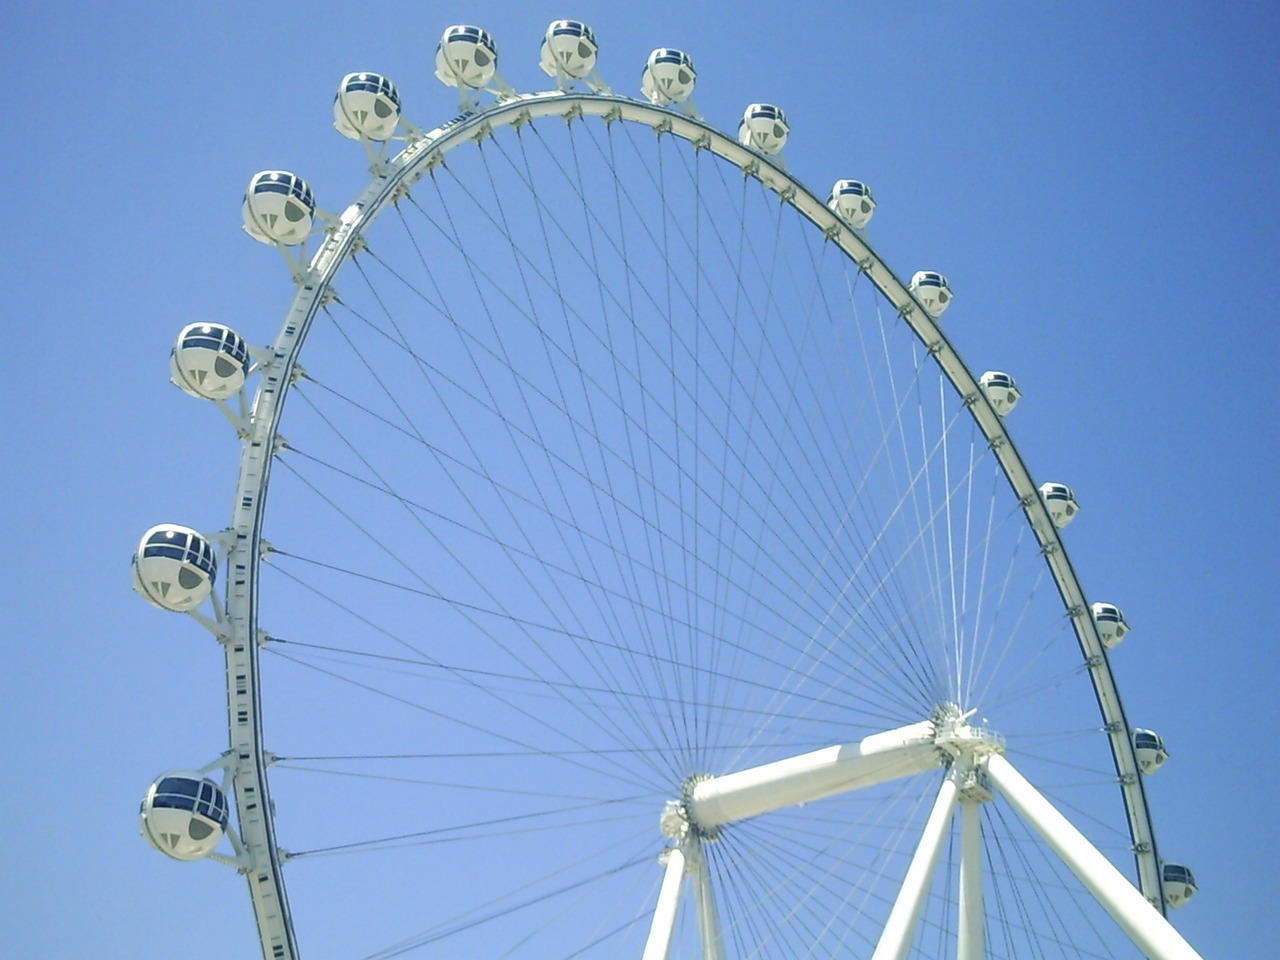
[222,90,1166,959]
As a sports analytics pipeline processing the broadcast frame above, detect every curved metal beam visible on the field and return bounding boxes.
[222,88,1167,958]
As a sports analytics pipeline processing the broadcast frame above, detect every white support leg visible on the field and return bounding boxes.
[871,774,960,960]
[688,844,725,960]
[642,847,686,960]
[957,799,984,960]
[984,754,1202,960]
[689,721,942,830]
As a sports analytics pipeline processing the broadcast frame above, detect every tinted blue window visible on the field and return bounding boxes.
[159,777,200,797]
[152,794,195,811]
[144,544,187,561]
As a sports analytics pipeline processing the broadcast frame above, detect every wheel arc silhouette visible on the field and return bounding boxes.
[214,90,1167,958]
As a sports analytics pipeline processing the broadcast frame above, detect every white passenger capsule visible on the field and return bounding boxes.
[131,524,217,612]
[1038,482,1080,528]
[241,171,316,246]
[435,24,499,90]
[140,771,230,861]
[909,271,953,316]
[1090,601,1129,648]
[333,72,402,141]
[1162,864,1197,907]
[539,20,598,80]
[640,48,696,104]
[169,323,250,400]
[738,103,789,155]
[827,179,876,229]
[1132,729,1169,774]
[979,371,1021,416]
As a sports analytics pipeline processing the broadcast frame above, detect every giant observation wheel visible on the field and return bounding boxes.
[133,21,1203,960]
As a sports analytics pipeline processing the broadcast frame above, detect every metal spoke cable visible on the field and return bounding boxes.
[268,445,678,784]
[361,841,656,959]
[345,229,880,686]
[268,635,887,730]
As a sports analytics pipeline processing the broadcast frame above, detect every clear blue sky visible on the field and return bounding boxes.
[3,1,1276,957]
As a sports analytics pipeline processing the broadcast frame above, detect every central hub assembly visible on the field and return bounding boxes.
[932,703,1004,802]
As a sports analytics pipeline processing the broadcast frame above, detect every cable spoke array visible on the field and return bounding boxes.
[207,110,1144,956]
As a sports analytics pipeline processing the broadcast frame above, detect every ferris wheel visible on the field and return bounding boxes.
[132,20,1204,960]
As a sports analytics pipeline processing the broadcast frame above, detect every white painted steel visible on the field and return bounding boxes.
[985,754,1202,960]
[218,87,1168,957]
[870,775,960,960]
[687,721,941,829]
[688,845,725,960]
[958,800,985,960]
[642,847,687,960]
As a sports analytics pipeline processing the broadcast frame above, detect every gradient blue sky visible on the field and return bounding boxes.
[4,1,1276,956]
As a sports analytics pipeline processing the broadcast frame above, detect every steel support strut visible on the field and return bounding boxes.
[641,841,725,960]
[985,754,1202,960]
[689,843,725,960]
[642,847,686,960]
[871,773,960,960]
[957,798,985,960]
[688,721,941,829]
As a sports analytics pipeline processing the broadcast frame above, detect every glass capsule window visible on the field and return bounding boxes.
[156,777,199,800]
[142,531,217,578]
[344,74,400,106]
[552,21,592,40]
[253,180,292,196]
[151,777,229,827]
[197,781,229,825]
[645,50,695,82]
[180,328,250,368]
[253,176,313,206]
[448,26,493,47]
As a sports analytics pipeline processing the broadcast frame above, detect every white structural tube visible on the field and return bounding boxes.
[985,754,1203,960]
[689,721,941,829]
[642,847,686,960]
[871,775,960,960]
[957,800,984,960]
[689,845,725,960]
